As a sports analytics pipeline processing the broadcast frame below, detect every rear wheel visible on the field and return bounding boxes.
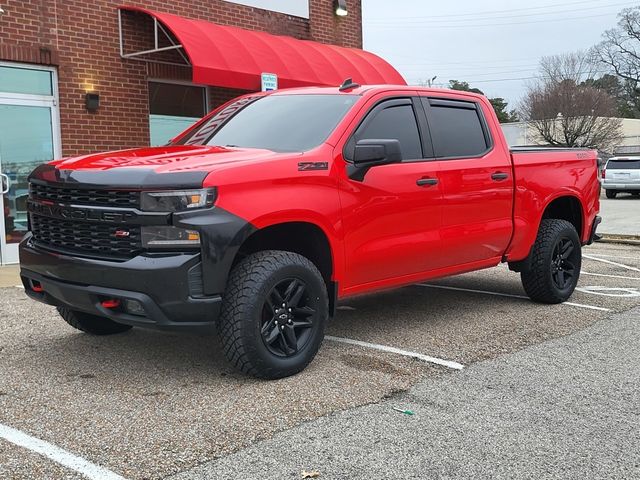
[605,189,617,199]
[218,250,328,379]
[521,219,582,304]
[57,306,133,335]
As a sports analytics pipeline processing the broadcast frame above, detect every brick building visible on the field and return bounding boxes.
[0,0,403,264]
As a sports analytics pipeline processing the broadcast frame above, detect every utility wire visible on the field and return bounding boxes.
[365,0,630,21]
[367,12,622,29]
[408,70,612,85]
[367,2,635,25]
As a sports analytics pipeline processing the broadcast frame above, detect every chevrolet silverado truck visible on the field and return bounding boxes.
[20,84,601,379]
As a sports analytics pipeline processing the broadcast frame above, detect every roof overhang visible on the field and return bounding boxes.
[118,6,406,90]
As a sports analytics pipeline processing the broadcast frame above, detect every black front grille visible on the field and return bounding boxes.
[30,183,140,208]
[30,215,142,258]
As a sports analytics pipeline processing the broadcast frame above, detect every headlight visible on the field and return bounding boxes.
[141,226,200,249]
[141,188,216,212]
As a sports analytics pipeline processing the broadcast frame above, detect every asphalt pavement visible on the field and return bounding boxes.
[174,305,640,480]
[0,241,639,479]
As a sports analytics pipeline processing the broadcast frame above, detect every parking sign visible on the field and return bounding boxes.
[261,73,278,92]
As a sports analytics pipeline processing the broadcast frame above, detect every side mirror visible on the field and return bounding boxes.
[349,139,402,181]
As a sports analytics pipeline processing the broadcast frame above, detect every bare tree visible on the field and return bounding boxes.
[520,53,623,152]
[539,51,599,85]
[593,7,640,85]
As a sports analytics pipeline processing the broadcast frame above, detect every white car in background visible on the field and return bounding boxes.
[602,156,640,199]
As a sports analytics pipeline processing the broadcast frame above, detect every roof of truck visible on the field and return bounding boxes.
[266,84,487,101]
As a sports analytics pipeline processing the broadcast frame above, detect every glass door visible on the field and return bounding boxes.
[0,64,60,265]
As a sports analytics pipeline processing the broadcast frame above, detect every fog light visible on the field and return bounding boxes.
[124,299,146,316]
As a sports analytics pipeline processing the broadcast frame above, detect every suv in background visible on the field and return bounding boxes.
[602,156,640,198]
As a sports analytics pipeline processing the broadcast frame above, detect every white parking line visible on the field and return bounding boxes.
[583,253,639,260]
[419,283,527,300]
[325,336,464,370]
[582,271,640,281]
[418,284,611,312]
[0,423,127,480]
[583,255,640,273]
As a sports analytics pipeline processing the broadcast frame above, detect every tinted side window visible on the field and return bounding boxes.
[424,100,488,158]
[356,104,422,160]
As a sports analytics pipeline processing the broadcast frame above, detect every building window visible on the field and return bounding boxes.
[148,82,207,146]
[0,65,53,96]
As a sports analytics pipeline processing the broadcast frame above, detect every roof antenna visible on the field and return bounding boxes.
[339,78,360,91]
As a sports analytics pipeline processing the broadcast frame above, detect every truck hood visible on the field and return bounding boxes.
[50,145,296,173]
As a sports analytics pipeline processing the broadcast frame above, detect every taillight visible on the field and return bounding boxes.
[602,169,606,179]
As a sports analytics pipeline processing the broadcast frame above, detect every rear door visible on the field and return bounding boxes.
[338,96,443,291]
[420,96,513,265]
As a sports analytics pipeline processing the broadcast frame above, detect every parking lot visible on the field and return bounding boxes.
[1,240,639,479]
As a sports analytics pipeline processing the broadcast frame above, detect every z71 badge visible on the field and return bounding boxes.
[298,162,329,171]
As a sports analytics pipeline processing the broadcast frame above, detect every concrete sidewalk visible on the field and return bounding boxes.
[599,194,640,236]
[0,265,19,288]
[172,306,640,480]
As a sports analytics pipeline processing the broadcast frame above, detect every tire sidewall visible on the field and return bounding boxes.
[544,223,582,299]
[242,261,328,376]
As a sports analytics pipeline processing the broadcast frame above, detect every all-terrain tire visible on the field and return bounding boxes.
[57,306,133,335]
[218,250,328,379]
[521,219,582,304]
[605,189,617,199]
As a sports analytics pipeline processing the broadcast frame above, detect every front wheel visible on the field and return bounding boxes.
[605,189,617,199]
[521,219,582,304]
[218,250,328,379]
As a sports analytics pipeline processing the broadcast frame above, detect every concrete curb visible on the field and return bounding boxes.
[597,234,640,246]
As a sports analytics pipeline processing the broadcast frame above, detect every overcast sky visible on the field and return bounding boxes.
[362,0,630,109]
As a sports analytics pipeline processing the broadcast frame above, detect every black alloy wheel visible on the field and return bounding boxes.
[521,218,582,304]
[550,236,578,290]
[218,250,328,379]
[261,277,316,357]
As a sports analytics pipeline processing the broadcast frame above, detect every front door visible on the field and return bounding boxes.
[338,97,443,294]
[0,63,61,265]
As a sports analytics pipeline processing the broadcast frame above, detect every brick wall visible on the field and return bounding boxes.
[0,0,362,156]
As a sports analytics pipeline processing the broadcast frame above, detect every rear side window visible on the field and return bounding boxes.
[423,99,489,158]
[354,104,423,160]
[607,159,640,169]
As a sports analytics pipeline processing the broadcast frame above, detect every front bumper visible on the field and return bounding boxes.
[20,234,221,332]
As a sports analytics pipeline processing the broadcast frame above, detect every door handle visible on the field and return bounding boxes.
[416,177,438,187]
[0,173,9,194]
[491,172,509,181]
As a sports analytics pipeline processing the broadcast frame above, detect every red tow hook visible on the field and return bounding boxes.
[31,281,44,293]
[101,299,121,309]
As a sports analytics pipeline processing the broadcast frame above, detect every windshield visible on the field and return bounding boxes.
[177,94,358,152]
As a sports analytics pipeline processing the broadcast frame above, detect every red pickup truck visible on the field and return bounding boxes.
[20,84,601,379]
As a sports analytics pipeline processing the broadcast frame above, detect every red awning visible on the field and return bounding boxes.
[119,6,406,90]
